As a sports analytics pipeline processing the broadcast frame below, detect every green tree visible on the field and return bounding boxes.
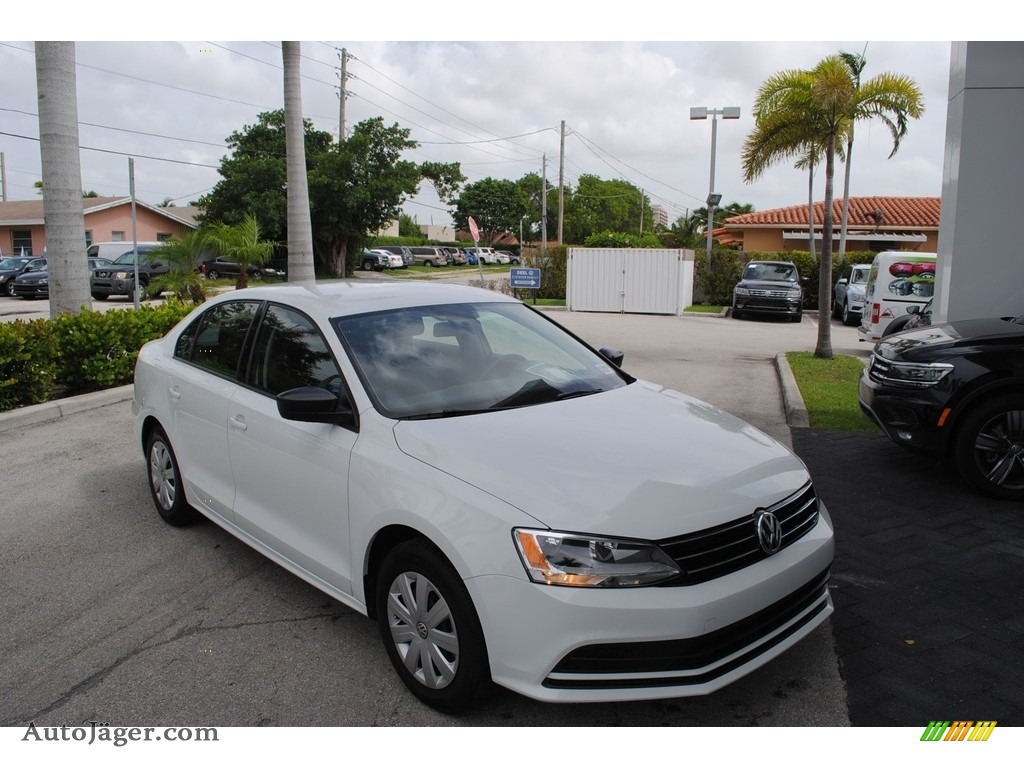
[562,175,650,244]
[146,229,208,303]
[451,177,529,245]
[398,213,421,238]
[201,110,462,277]
[743,57,854,358]
[205,214,276,290]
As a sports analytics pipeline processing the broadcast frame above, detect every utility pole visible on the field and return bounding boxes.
[1,152,7,201]
[541,154,548,258]
[338,48,349,142]
[558,121,565,244]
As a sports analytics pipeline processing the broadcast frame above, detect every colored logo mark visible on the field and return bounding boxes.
[920,721,997,742]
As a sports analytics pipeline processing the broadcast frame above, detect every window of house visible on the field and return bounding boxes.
[111,231,125,241]
[11,231,33,255]
[85,231,93,249]
[157,232,173,241]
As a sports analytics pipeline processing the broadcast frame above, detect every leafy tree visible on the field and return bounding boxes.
[398,213,421,238]
[146,229,208,303]
[205,214,276,290]
[200,110,462,276]
[562,175,651,245]
[450,177,529,245]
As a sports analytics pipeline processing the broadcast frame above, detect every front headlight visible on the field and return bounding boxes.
[513,529,680,587]
[874,357,954,388]
[734,287,750,296]
[785,288,802,298]
[114,271,130,279]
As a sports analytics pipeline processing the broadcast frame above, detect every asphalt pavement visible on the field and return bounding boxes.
[2,286,1021,726]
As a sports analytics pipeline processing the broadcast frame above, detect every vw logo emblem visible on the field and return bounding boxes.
[755,510,783,554]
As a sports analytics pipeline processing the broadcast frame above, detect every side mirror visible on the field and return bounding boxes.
[906,305,921,315]
[599,347,624,367]
[277,386,356,427]
[837,278,848,286]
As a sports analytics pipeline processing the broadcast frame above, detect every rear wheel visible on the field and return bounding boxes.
[146,427,198,526]
[376,539,491,713]
[732,307,744,320]
[361,258,375,271]
[841,301,854,326]
[206,269,221,280]
[4,280,15,297]
[954,395,1024,500]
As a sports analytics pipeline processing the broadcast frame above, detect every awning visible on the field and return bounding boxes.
[781,230,927,242]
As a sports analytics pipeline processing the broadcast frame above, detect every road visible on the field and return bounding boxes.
[0,286,863,727]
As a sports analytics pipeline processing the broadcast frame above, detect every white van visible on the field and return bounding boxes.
[86,241,163,261]
[858,251,936,343]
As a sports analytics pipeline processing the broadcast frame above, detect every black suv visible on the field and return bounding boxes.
[732,260,803,322]
[859,313,1024,499]
[90,245,169,299]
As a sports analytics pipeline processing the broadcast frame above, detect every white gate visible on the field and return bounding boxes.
[566,248,694,315]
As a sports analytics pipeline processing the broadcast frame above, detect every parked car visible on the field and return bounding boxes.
[859,312,1024,499]
[833,264,871,326]
[359,250,387,272]
[441,247,466,265]
[374,245,414,267]
[466,247,498,265]
[90,245,171,300]
[12,257,112,299]
[373,250,405,269]
[199,256,280,280]
[497,250,521,265]
[0,256,42,297]
[731,260,804,322]
[133,281,834,713]
[409,246,449,267]
[87,240,162,262]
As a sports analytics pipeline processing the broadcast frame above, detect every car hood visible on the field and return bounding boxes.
[736,279,801,292]
[392,381,809,539]
[877,316,1024,359]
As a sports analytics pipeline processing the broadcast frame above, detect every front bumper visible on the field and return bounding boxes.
[12,281,48,298]
[858,371,948,452]
[733,295,802,317]
[467,507,834,703]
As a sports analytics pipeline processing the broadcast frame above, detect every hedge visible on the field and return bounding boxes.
[0,301,194,412]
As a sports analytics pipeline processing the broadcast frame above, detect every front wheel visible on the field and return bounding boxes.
[361,258,375,271]
[376,539,491,713]
[841,301,854,326]
[954,395,1024,500]
[4,280,15,297]
[146,427,199,526]
[206,269,221,280]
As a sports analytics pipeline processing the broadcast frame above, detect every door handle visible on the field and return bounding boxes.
[229,414,247,432]
[169,385,181,402]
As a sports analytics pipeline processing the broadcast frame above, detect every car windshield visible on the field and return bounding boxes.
[1,258,30,270]
[743,263,795,281]
[334,302,627,419]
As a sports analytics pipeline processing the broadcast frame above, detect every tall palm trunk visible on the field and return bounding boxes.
[806,157,816,259]
[35,42,91,316]
[282,41,315,283]
[838,126,854,260]
[816,134,836,359]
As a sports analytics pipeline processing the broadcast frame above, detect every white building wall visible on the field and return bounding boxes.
[936,42,1024,321]
[566,248,694,315]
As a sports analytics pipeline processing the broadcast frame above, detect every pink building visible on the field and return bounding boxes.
[0,196,199,257]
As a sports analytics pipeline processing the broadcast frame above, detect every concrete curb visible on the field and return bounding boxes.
[774,353,810,429]
[0,384,134,434]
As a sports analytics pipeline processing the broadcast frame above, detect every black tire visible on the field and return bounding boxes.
[791,311,803,323]
[207,269,221,280]
[3,280,15,298]
[376,539,491,713]
[145,427,198,526]
[91,292,106,301]
[954,395,1024,500]
[361,259,374,271]
[841,301,855,326]
[732,307,744,320]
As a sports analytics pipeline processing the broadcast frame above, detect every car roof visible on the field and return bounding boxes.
[216,280,518,321]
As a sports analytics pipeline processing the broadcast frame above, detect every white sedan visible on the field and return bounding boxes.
[133,281,834,713]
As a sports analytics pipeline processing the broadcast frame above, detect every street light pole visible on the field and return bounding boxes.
[690,106,740,271]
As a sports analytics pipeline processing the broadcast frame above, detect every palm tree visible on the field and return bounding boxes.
[35,42,92,316]
[206,214,276,290]
[282,41,316,283]
[745,56,880,358]
[837,52,925,260]
[146,229,208,303]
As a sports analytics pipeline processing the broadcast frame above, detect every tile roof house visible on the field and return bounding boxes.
[0,196,199,257]
[716,196,940,253]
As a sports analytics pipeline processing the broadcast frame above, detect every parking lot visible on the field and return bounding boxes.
[2,288,1021,728]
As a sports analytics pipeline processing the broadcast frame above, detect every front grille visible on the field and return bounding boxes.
[657,482,819,585]
[545,568,831,688]
[748,288,796,298]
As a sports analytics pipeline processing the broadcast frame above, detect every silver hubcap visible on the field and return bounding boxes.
[386,571,459,690]
[974,409,1024,489]
[149,440,176,511]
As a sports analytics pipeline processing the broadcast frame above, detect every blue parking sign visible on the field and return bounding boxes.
[510,268,541,289]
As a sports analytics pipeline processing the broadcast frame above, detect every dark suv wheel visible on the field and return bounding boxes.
[954,395,1024,500]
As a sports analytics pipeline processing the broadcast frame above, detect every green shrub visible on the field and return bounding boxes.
[521,245,568,299]
[0,319,58,410]
[0,301,193,411]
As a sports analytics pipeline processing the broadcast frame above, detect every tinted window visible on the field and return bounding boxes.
[176,301,259,378]
[247,304,342,396]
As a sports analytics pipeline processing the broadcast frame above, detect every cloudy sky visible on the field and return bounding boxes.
[1,7,983,231]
